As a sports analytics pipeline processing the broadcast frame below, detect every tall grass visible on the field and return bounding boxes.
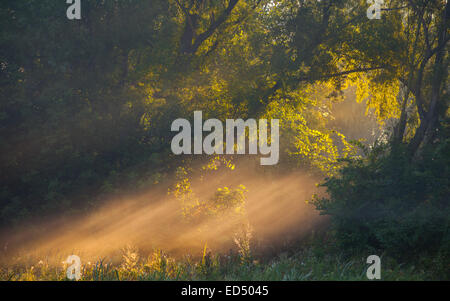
[1,240,441,281]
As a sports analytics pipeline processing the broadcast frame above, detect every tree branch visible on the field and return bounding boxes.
[190,0,240,54]
[296,66,385,82]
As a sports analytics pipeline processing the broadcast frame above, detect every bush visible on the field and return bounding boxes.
[312,137,450,261]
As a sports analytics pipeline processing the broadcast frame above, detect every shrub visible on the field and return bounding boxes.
[312,138,450,261]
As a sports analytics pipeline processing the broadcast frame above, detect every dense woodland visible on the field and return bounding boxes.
[0,0,449,280]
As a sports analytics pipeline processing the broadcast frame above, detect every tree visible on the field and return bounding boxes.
[273,0,448,156]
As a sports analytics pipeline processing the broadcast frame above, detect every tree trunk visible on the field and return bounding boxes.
[408,2,448,156]
[393,85,409,144]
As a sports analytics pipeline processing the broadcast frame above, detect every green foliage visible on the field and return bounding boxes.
[171,157,252,261]
[312,137,450,265]
[0,0,448,280]
[171,157,247,223]
[0,0,175,226]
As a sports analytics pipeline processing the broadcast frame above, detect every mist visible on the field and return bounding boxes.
[1,162,325,264]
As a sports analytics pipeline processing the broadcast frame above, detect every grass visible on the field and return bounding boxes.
[1,238,444,281]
